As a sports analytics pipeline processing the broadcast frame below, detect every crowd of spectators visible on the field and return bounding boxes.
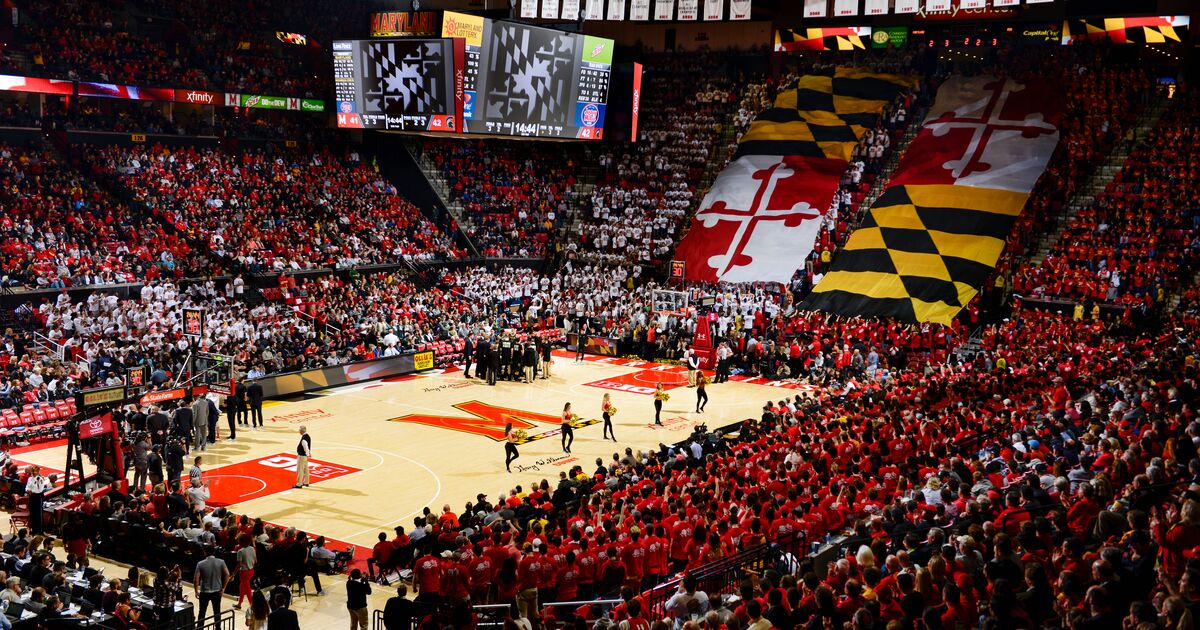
[2,0,344,98]
[359,302,1200,630]
[0,142,204,290]
[7,0,210,89]
[571,52,742,268]
[421,140,583,258]
[1014,96,1199,308]
[92,144,464,273]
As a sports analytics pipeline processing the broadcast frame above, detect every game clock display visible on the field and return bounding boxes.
[333,38,463,132]
[467,21,612,140]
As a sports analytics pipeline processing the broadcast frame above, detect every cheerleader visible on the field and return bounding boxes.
[504,423,520,472]
[695,374,709,413]
[653,383,667,426]
[601,394,616,442]
[561,403,575,453]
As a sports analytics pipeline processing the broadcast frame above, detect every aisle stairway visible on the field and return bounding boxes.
[1027,97,1170,267]
[854,109,925,218]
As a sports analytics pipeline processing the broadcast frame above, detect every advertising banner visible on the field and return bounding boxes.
[566,333,619,357]
[78,413,114,439]
[872,26,910,48]
[631,62,642,141]
[77,82,175,101]
[369,11,440,37]
[240,94,289,109]
[250,350,434,398]
[0,74,73,95]
[174,89,221,105]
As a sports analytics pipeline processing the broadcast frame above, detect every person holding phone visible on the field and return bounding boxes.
[346,568,372,630]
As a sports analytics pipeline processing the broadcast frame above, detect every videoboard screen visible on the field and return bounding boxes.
[332,38,464,132]
[442,12,613,140]
[470,21,612,139]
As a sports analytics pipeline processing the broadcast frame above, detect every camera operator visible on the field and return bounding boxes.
[346,568,372,630]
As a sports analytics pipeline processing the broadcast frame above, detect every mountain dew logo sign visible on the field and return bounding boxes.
[241,94,289,109]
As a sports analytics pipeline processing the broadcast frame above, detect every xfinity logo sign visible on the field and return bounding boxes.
[183,91,213,104]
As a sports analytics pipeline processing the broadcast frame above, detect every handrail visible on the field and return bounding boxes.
[291,303,343,337]
[543,598,622,608]
[32,331,66,362]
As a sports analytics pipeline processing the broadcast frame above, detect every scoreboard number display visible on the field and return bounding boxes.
[333,38,462,132]
[468,22,613,140]
[333,15,612,141]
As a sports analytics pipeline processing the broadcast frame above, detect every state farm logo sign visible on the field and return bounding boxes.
[257,454,351,478]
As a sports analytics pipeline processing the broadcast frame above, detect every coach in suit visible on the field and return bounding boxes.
[234,380,249,426]
[487,345,500,386]
[247,381,264,428]
[523,342,537,383]
[463,336,476,378]
[476,338,490,383]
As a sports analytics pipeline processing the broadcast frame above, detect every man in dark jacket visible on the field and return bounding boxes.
[234,381,249,427]
[267,593,300,630]
[463,336,476,379]
[475,338,489,383]
[166,438,186,486]
[346,568,372,629]
[247,381,264,428]
[523,342,537,383]
[147,406,170,446]
[487,345,499,387]
[383,585,416,630]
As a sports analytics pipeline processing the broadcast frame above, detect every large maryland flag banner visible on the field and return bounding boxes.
[675,68,912,284]
[804,75,1063,324]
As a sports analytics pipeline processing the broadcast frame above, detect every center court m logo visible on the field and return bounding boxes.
[389,401,562,442]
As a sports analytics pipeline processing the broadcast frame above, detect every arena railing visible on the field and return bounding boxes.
[639,529,808,621]
[196,609,237,630]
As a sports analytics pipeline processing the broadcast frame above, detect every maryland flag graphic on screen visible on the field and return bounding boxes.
[674,67,914,284]
[804,75,1063,324]
[775,27,872,52]
[1061,15,1189,45]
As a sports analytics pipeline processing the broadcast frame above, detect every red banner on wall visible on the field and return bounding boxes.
[631,62,643,142]
[77,82,176,101]
[0,74,73,95]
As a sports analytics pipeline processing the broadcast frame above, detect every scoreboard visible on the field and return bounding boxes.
[334,13,613,141]
[332,38,463,132]
[467,21,612,140]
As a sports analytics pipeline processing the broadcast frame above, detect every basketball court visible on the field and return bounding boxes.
[15,352,818,553]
